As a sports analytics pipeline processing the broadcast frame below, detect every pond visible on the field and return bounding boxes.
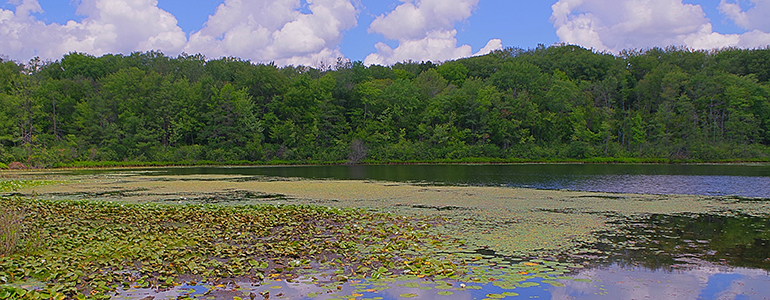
[63,163,770,198]
[7,164,770,299]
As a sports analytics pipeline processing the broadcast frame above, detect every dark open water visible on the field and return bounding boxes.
[87,163,770,198]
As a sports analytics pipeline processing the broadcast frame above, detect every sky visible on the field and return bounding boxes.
[0,0,769,67]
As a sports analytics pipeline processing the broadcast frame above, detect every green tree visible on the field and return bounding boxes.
[202,84,262,150]
[436,62,469,87]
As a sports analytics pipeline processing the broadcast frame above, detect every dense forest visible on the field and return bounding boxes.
[1,44,769,167]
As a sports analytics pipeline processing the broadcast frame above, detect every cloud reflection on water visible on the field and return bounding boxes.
[117,263,770,300]
[552,264,770,300]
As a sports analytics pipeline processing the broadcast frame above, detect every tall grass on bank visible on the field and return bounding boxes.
[0,204,24,256]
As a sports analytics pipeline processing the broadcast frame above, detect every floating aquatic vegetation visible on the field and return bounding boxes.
[0,196,472,299]
[6,172,770,299]
[22,174,762,257]
[126,256,591,300]
[0,195,597,299]
[0,180,55,193]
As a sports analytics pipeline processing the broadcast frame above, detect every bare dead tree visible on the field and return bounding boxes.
[347,139,367,164]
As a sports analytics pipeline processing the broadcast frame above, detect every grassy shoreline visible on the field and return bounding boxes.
[0,156,767,171]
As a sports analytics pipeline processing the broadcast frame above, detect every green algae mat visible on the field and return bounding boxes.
[2,172,770,299]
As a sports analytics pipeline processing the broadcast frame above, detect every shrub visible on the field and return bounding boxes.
[0,162,7,169]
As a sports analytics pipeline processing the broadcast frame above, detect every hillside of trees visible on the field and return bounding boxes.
[1,44,769,167]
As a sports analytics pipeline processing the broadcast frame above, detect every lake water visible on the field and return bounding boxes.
[84,163,770,198]
[55,163,770,299]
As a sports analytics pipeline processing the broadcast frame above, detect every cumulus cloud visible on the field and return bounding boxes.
[551,0,770,53]
[719,0,770,31]
[0,0,357,66]
[364,0,502,66]
[369,0,476,40]
[184,0,358,66]
[0,0,187,61]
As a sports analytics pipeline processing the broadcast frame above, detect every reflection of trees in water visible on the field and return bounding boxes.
[592,214,770,271]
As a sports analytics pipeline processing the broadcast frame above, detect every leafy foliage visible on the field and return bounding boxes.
[1,46,770,166]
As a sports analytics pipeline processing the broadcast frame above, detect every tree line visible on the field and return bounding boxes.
[1,44,769,167]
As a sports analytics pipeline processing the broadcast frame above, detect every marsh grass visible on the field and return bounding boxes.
[0,180,51,257]
[0,204,24,256]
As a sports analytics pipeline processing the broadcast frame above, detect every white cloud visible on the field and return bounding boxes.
[719,0,751,29]
[476,38,503,55]
[0,0,187,61]
[551,0,770,53]
[735,29,770,47]
[184,0,358,66]
[369,0,476,40]
[719,0,770,31]
[0,0,357,67]
[364,0,502,66]
[364,30,472,65]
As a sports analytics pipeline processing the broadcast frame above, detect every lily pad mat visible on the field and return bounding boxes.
[19,173,770,255]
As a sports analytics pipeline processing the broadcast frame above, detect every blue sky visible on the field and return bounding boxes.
[1,0,768,66]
